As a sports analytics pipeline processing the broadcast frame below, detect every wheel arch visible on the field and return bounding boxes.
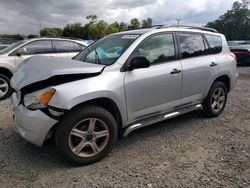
[0,67,13,78]
[212,75,230,92]
[66,97,124,134]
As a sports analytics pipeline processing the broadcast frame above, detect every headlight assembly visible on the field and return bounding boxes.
[23,88,56,110]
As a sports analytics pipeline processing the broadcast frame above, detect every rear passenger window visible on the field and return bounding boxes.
[134,33,176,64]
[179,33,206,59]
[73,42,85,52]
[54,41,75,53]
[205,35,222,54]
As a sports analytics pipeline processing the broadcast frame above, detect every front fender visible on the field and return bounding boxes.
[49,73,127,125]
[0,62,16,75]
[50,90,127,126]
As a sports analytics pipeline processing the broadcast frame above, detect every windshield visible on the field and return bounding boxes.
[0,41,26,54]
[74,34,139,65]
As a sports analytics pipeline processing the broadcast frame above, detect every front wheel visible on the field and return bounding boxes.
[0,74,12,100]
[55,105,118,165]
[202,81,228,117]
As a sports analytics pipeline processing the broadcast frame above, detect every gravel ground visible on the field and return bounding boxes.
[0,67,249,188]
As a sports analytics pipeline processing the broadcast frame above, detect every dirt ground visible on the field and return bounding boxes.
[0,67,249,188]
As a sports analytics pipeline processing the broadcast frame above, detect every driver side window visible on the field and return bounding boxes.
[134,33,176,64]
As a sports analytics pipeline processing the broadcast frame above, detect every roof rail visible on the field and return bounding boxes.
[39,36,84,41]
[150,25,164,29]
[158,25,218,33]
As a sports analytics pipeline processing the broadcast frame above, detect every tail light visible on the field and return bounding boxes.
[230,52,237,62]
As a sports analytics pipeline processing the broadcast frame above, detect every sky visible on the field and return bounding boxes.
[0,0,236,35]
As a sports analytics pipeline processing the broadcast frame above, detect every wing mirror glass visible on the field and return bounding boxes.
[129,56,150,70]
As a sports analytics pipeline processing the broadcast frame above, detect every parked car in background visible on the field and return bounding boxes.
[0,44,10,51]
[227,40,250,47]
[0,38,87,100]
[230,44,250,66]
[11,26,238,165]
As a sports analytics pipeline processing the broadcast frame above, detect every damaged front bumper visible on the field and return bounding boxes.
[11,92,58,146]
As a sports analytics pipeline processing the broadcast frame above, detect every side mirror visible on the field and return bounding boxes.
[16,47,27,56]
[129,56,150,70]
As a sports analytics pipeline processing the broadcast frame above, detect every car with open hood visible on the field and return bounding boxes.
[11,26,238,165]
[0,37,87,100]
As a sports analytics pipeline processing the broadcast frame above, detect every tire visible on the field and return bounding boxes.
[55,105,118,166]
[202,81,228,117]
[0,74,13,100]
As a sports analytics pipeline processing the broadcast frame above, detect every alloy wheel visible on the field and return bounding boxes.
[211,87,226,113]
[68,118,110,158]
[0,77,9,98]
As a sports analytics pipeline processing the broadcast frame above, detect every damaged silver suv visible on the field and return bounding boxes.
[11,26,238,165]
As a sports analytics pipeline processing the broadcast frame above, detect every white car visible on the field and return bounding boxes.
[0,38,87,100]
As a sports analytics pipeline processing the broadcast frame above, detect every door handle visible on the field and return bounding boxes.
[171,69,182,74]
[210,62,218,67]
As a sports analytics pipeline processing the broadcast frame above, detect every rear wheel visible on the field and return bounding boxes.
[55,105,118,165]
[0,74,12,100]
[202,81,227,117]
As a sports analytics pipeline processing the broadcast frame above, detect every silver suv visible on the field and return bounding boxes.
[0,38,87,100]
[11,26,238,165]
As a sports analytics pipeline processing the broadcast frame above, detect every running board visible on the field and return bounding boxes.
[123,104,202,137]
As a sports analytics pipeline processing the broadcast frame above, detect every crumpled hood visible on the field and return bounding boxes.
[11,56,105,90]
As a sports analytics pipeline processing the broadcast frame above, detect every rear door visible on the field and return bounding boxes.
[125,33,182,121]
[177,32,218,105]
[54,40,75,59]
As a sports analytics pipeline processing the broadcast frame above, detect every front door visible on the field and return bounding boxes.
[125,33,182,121]
[14,40,55,66]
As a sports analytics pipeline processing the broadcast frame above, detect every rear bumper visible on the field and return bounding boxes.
[11,92,57,146]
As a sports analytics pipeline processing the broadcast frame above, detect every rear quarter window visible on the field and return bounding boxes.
[205,34,222,54]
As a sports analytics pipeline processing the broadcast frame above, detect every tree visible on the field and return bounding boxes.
[142,18,153,28]
[27,34,39,38]
[108,22,120,34]
[119,22,128,31]
[129,18,140,30]
[62,23,84,38]
[206,0,250,40]
[86,15,98,24]
[40,28,62,37]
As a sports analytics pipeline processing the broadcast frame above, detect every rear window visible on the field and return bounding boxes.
[179,33,207,59]
[205,35,222,54]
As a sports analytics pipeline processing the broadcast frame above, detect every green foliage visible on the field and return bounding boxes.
[62,23,84,38]
[118,22,128,31]
[40,28,62,37]
[27,34,39,39]
[37,15,153,40]
[206,0,250,40]
[129,18,141,30]
[86,15,98,24]
[142,18,153,28]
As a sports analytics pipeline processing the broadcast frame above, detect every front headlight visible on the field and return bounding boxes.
[23,88,56,110]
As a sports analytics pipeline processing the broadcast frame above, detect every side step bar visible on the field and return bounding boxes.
[123,104,202,137]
